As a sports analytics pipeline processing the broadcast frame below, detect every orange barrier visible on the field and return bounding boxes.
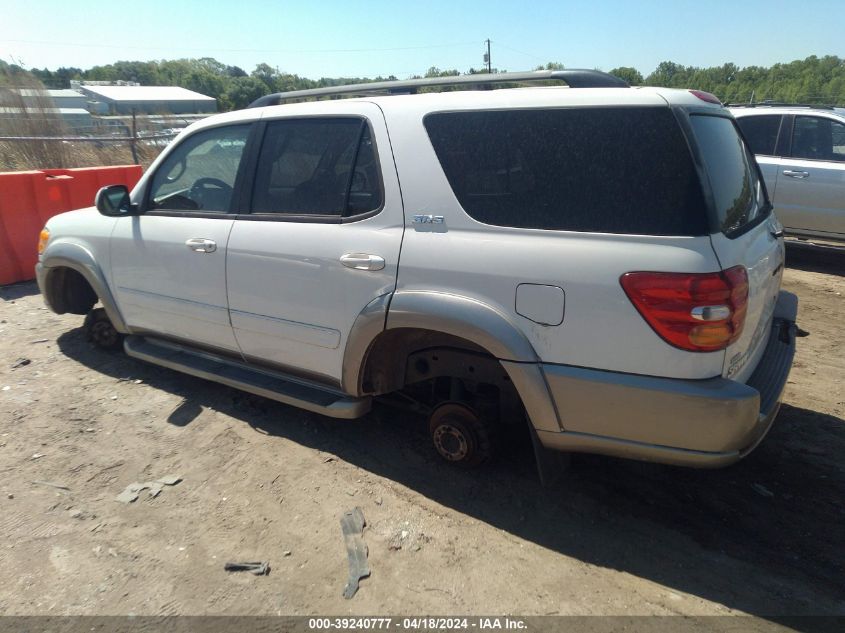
[0,165,142,285]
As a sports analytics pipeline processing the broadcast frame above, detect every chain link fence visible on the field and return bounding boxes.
[0,108,209,171]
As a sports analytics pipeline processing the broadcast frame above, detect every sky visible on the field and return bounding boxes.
[2,0,843,79]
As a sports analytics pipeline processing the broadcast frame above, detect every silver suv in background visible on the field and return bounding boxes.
[730,104,845,243]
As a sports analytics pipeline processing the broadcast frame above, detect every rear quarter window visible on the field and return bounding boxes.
[690,114,768,236]
[424,107,709,236]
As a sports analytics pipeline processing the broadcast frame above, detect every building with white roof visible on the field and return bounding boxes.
[0,88,88,110]
[77,85,217,115]
[0,106,94,134]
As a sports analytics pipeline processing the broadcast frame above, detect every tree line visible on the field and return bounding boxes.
[2,55,843,110]
[607,56,845,105]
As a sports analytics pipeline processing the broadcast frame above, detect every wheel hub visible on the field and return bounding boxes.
[432,423,469,461]
[91,321,117,347]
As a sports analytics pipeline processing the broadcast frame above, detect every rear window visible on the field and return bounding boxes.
[690,114,768,235]
[251,118,382,217]
[734,115,782,156]
[791,115,845,162]
[424,107,708,236]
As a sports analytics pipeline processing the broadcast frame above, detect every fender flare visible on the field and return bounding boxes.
[386,291,538,361]
[39,241,129,333]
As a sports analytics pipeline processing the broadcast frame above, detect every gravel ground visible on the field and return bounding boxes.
[0,245,842,619]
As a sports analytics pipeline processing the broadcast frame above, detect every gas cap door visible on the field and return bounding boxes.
[515,283,565,326]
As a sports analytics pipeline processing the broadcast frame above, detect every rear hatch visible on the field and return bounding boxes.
[687,112,785,383]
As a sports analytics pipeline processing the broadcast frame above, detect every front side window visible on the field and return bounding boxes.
[791,116,845,162]
[148,124,250,213]
[735,115,782,156]
[252,118,382,217]
[690,114,768,235]
[424,107,708,236]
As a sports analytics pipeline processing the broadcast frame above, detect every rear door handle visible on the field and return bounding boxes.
[340,253,385,271]
[783,170,809,179]
[186,238,217,253]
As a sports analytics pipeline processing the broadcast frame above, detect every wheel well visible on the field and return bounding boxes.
[46,267,98,315]
[361,327,525,427]
[359,328,485,394]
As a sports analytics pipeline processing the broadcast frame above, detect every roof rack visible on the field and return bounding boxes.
[247,69,629,108]
[726,102,836,110]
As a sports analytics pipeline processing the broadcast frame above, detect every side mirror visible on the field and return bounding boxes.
[95,185,139,217]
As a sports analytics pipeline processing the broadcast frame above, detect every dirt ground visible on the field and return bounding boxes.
[0,245,842,619]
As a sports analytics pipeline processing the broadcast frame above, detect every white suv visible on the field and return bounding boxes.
[730,104,845,243]
[36,71,798,474]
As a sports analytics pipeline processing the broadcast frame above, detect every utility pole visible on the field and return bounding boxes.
[484,39,492,73]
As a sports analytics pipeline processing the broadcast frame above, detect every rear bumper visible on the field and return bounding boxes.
[535,291,798,468]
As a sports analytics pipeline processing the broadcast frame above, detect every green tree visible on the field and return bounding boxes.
[646,61,689,86]
[425,67,460,78]
[222,75,268,110]
[13,53,842,114]
[251,63,280,90]
[609,66,643,85]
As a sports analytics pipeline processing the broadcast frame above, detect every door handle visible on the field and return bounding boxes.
[340,253,385,271]
[186,238,217,253]
[783,170,809,179]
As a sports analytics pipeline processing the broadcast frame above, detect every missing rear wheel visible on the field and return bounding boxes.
[428,402,494,467]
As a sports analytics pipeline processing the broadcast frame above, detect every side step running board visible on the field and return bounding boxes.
[124,336,371,419]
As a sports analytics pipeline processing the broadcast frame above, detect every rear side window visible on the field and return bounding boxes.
[690,115,768,235]
[252,118,382,217]
[424,107,708,236]
[791,116,845,162]
[735,115,782,156]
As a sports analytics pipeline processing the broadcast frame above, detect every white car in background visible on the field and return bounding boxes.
[730,104,845,243]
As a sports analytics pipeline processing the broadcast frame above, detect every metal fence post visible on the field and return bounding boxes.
[129,109,139,165]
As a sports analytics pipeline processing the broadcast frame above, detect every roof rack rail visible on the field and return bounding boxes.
[247,69,629,108]
[726,102,836,110]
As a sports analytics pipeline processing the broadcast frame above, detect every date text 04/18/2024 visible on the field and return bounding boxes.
[307,617,528,630]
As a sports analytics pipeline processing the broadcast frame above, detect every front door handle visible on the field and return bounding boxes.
[186,238,217,253]
[340,253,385,271]
[783,170,810,179]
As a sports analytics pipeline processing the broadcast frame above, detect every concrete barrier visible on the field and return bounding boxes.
[0,165,142,285]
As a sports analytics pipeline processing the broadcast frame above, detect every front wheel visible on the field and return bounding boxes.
[428,402,494,467]
[84,308,123,351]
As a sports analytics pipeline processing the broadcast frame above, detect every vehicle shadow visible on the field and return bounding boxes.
[786,242,845,277]
[0,280,41,301]
[57,327,845,621]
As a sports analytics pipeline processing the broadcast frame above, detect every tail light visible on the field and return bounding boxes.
[620,266,748,353]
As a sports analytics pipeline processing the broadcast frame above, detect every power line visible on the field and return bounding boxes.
[494,41,548,63]
[0,38,479,55]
